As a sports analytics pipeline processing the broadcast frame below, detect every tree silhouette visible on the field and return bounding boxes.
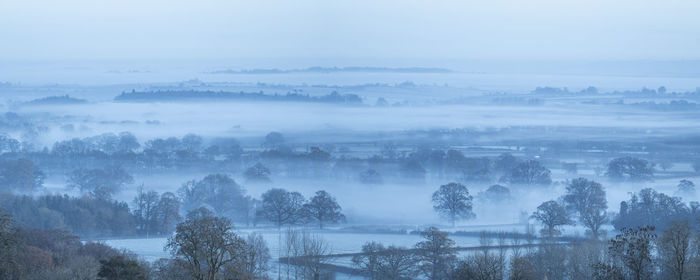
[432,182,475,227]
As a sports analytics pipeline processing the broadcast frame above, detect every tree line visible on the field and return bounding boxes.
[114,89,363,105]
[433,176,700,238]
[0,130,668,195]
[0,172,346,237]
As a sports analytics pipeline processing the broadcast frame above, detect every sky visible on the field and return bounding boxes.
[1,0,699,62]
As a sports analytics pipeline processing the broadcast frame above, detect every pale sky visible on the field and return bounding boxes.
[1,0,699,61]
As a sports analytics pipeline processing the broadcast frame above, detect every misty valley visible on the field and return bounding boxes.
[1,75,699,280]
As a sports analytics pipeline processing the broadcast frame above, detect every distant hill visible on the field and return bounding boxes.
[24,95,88,105]
[209,66,453,74]
[114,90,364,104]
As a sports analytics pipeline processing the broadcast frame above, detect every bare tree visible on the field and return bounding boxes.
[676,179,695,196]
[242,196,260,228]
[658,221,691,280]
[509,256,537,280]
[292,230,333,280]
[510,231,523,258]
[414,227,457,280]
[260,189,305,278]
[529,244,568,280]
[524,224,537,255]
[431,182,475,227]
[259,188,306,228]
[155,191,181,234]
[352,242,418,280]
[302,190,345,229]
[531,200,573,238]
[609,226,656,280]
[563,178,608,239]
[453,253,502,280]
[500,160,551,186]
[132,185,159,237]
[282,229,334,280]
[376,245,418,280]
[592,262,624,280]
[165,208,245,280]
[244,234,271,280]
[453,231,504,280]
[134,187,181,236]
[479,231,493,255]
[606,157,654,182]
[567,241,604,280]
[496,231,508,278]
[352,241,384,279]
[283,227,301,280]
[224,232,271,280]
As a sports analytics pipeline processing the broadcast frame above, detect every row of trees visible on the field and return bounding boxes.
[1,130,666,192]
[6,172,692,245]
[1,171,345,237]
[531,183,700,244]
[3,168,688,241]
[429,178,606,234]
[530,178,608,239]
[428,178,602,242]
[175,173,346,229]
[436,176,693,241]
[114,89,363,105]
[259,188,345,229]
[529,178,700,243]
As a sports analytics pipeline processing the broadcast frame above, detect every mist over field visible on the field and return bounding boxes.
[2,1,700,280]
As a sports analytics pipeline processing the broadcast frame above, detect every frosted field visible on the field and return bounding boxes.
[102,228,491,262]
[102,228,488,279]
[101,223,601,280]
[100,226,521,279]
